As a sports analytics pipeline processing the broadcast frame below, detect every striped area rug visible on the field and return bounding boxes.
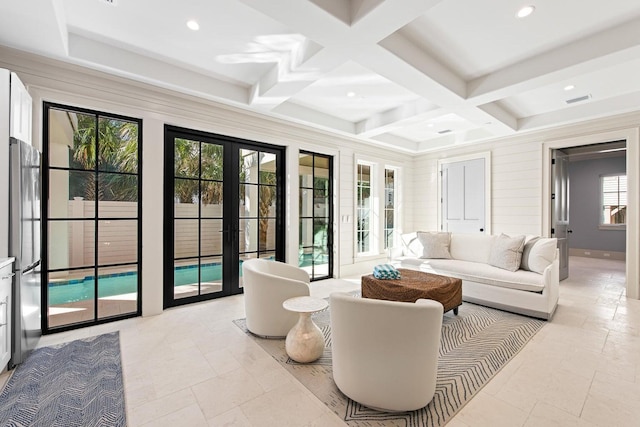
[0,332,126,427]
[235,298,545,427]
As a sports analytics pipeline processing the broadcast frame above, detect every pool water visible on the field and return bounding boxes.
[48,263,224,305]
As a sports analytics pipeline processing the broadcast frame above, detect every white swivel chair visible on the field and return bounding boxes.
[242,258,310,338]
[330,292,443,412]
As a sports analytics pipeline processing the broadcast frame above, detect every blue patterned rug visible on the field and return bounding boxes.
[0,332,126,427]
[235,296,545,426]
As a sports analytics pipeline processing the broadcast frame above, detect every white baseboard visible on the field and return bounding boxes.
[569,248,625,261]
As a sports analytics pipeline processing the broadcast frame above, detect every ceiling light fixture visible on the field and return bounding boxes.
[564,85,575,91]
[186,20,200,31]
[346,91,356,98]
[516,5,535,18]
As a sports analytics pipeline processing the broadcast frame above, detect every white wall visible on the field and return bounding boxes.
[0,46,413,317]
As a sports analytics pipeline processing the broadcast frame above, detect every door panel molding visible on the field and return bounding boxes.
[437,152,491,234]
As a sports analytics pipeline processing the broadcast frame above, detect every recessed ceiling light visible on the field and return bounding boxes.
[427,123,434,128]
[186,20,200,31]
[346,91,356,98]
[516,5,535,18]
[564,85,575,91]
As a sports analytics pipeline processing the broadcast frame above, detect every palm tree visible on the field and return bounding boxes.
[258,170,276,251]
[69,113,139,201]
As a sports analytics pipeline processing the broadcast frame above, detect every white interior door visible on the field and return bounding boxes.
[441,158,485,233]
[551,149,570,280]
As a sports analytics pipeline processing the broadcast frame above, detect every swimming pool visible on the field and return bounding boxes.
[48,263,224,305]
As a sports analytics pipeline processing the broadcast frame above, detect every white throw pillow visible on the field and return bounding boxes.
[521,238,557,274]
[488,234,525,272]
[417,231,452,259]
[521,237,540,271]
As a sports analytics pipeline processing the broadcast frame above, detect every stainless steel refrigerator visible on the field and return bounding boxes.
[8,137,41,367]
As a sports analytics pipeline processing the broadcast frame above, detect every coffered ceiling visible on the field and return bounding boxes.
[1,0,640,153]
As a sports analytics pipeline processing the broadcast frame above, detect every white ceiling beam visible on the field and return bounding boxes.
[273,101,356,134]
[374,32,466,102]
[68,34,249,105]
[355,100,441,137]
[467,17,640,105]
[473,102,518,131]
[252,45,350,101]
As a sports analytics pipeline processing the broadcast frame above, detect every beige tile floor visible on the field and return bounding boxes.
[4,256,639,426]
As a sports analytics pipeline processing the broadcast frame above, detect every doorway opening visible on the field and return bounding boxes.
[548,140,628,283]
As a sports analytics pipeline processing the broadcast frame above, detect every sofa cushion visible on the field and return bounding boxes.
[521,237,557,274]
[400,232,423,257]
[488,234,525,272]
[417,231,451,259]
[450,233,494,263]
[414,259,546,293]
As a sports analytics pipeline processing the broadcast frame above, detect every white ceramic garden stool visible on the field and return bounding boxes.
[282,296,328,363]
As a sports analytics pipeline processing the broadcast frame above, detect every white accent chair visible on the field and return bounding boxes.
[242,259,310,338]
[330,292,443,412]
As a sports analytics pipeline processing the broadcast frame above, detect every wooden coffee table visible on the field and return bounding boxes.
[361,268,462,314]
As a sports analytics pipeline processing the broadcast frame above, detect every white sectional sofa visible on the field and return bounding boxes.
[394,232,559,319]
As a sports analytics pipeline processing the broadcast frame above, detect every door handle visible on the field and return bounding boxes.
[480,228,484,232]
[218,227,231,243]
[568,229,573,233]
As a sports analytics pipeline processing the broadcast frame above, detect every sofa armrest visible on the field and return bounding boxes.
[541,249,560,312]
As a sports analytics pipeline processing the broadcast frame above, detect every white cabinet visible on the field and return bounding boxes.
[0,258,14,370]
[9,72,32,144]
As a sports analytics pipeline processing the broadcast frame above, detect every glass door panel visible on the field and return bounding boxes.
[299,151,333,280]
[171,138,225,302]
[238,147,279,287]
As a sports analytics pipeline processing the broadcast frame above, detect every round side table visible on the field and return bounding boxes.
[282,296,329,363]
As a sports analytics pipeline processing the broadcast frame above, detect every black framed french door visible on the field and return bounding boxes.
[42,103,142,333]
[163,126,285,308]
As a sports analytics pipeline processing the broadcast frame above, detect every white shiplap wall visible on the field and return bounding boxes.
[413,140,544,236]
